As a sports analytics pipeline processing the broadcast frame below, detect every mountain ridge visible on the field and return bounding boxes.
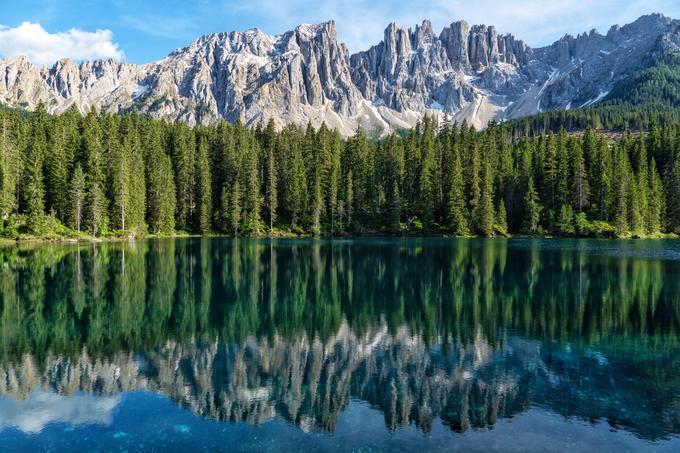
[0,13,677,135]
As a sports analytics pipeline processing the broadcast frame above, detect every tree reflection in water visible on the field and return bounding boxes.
[0,238,678,440]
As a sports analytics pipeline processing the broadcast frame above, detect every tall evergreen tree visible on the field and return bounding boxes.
[570,138,589,213]
[195,136,212,233]
[0,115,17,220]
[70,164,86,232]
[474,156,495,236]
[81,110,107,236]
[447,146,469,236]
[263,119,278,233]
[523,177,541,234]
[23,105,48,229]
[144,123,176,234]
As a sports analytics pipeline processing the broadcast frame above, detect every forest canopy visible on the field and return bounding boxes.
[1,103,679,239]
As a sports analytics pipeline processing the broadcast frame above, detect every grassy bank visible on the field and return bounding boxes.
[1,214,677,245]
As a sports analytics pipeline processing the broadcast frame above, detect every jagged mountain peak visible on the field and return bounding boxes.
[0,14,678,135]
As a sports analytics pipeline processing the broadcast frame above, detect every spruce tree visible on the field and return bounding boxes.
[82,110,107,236]
[467,143,481,228]
[242,137,261,234]
[121,118,146,236]
[0,115,17,220]
[389,180,401,233]
[71,164,86,232]
[474,156,495,236]
[290,142,307,228]
[171,124,196,231]
[195,136,212,233]
[45,118,71,222]
[523,177,541,234]
[495,199,508,236]
[144,123,175,234]
[570,139,589,213]
[647,160,664,234]
[107,117,130,232]
[263,120,278,233]
[447,146,469,236]
[24,105,48,230]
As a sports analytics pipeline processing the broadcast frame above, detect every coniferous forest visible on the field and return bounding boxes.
[1,104,680,239]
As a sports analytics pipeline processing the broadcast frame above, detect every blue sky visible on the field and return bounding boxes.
[2,0,680,66]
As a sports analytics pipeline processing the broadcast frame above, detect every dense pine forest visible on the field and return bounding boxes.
[1,104,680,239]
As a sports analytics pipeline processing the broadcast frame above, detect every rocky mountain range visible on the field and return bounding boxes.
[0,13,679,135]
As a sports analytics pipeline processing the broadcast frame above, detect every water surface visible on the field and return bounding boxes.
[0,238,679,451]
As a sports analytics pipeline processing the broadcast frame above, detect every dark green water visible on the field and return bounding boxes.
[0,238,679,452]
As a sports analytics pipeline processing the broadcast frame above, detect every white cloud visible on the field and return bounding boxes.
[0,21,124,67]
[0,390,120,433]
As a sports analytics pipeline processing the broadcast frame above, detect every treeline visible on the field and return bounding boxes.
[2,239,678,361]
[1,104,680,237]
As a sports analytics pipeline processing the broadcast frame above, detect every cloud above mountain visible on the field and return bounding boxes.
[0,21,124,67]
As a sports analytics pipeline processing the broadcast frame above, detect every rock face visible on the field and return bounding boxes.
[0,14,678,135]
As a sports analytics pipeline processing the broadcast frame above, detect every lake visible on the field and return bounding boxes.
[0,238,679,452]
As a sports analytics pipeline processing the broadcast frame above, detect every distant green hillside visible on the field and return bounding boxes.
[507,53,680,136]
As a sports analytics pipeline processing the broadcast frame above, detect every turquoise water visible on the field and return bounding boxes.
[0,238,679,452]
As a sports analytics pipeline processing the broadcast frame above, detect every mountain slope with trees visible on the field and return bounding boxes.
[507,54,680,136]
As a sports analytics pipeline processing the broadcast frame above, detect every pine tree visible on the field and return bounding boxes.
[311,176,323,234]
[474,156,495,236]
[558,204,575,235]
[447,146,469,236]
[570,138,589,213]
[495,199,508,236]
[82,110,107,236]
[327,133,342,234]
[523,177,541,234]
[289,142,307,228]
[592,137,612,221]
[242,137,261,234]
[225,181,242,236]
[669,155,680,233]
[121,118,146,236]
[107,117,130,232]
[344,169,353,231]
[24,105,48,229]
[144,123,176,234]
[418,120,437,225]
[171,124,196,231]
[467,143,481,228]
[556,131,570,209]
[388,180,401,233]
[647,160,664,234]
[629,176,645,236]
[195,136,212,233]
[0,115,17,220]
[612,146,631,236]
[71,164,86,232]
[45,117,71,222]
[542,134,558,213]
[263,120,278,233]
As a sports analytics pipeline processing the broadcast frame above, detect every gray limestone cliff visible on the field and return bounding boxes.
[0,14,678,135]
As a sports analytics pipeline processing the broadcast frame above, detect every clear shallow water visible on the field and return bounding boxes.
[0,238,679,452]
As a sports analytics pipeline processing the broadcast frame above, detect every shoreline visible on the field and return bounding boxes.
[1,231,677,246]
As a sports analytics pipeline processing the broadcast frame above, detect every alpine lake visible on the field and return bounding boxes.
[0,237,679,452]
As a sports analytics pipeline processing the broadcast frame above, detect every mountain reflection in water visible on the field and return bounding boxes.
[0,238,678,443]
